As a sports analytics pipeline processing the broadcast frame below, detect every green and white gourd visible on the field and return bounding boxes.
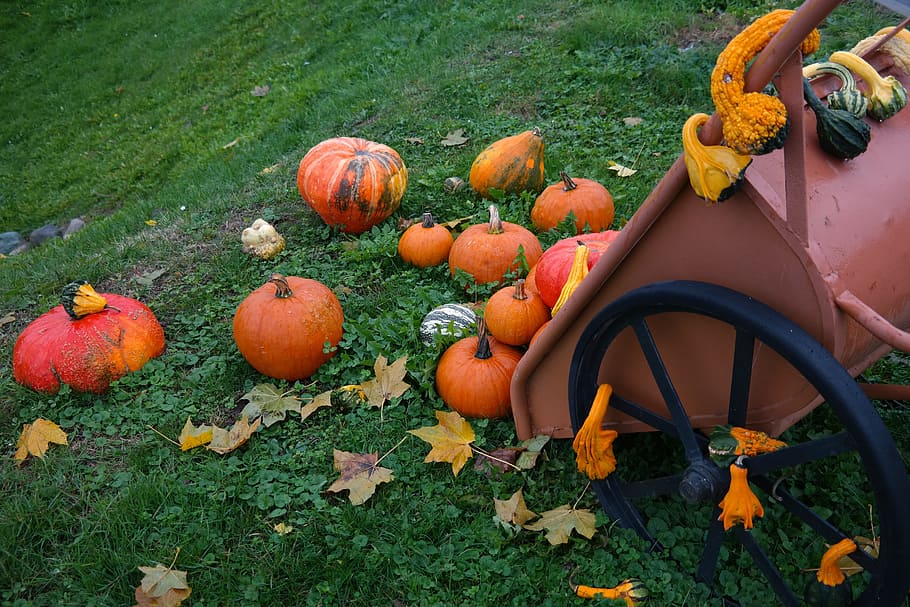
[419,304,477,346]
[803,61,869,118]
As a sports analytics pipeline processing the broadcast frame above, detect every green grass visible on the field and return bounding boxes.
[2,1,909,605]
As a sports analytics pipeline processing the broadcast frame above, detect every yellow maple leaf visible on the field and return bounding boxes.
[326,449,395,505]
[360,354,410,410]
[14,418,68,465]
[133,556,191,607]
[522,504,597,545]
[207,415,261,454]
[177,417,212,451]
[300,389,333,421]
[494,488,538,527]
[408,410,475,476]
[608,160,637,177]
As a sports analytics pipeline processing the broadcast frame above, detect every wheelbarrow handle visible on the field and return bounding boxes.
[835,290,910,353]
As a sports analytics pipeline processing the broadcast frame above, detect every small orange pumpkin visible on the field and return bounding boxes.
[296,137,408,234]
[484,279,550,346]
[435,320,523,419]
[531,171,614,233]
[468,128,545,199]
[448,204,543,287]
[233,274,344,381]
[397,212,453,268]
[13,281,165,394]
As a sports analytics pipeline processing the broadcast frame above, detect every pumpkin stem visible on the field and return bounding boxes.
[420,211,436,228]
[512,279,529,301]
[487,204,504,235]
[267,273,294,299]
[817,538,858,586]
[559,171,578,192]
[474,318,493,360]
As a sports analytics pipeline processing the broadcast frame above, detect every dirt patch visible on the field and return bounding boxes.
[672,12,745,50]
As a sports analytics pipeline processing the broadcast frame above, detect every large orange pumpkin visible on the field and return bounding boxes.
[448,204,543,287]
[531,172,614,233]
[233,274,344,381]
[435,320,523,419]
[468,128,545,199]
[534,230,621,308]
[12,281,165,393]
[296,137,408,234]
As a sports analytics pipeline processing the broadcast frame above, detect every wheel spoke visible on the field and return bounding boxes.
[610,395,709,452]
[733,527,802,607]
[631,317,702,460]
[697,511,725,584]
[728,329,755,426]
[746,432,855,476]
[623,473,684,499]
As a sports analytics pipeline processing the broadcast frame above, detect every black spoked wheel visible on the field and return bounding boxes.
[568,281,910,607]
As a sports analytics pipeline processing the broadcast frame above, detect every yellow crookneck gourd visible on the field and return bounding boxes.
[551,242,590,317]
[711,9,820,155]
[829,50,908,121]
[851,26,910,77]
[682,113,752,204]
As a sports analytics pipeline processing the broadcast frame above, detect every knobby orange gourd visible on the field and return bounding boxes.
[573,383,619,480]
[711,9,820,155]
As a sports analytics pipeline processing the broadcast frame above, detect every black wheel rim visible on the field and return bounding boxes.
[568,280,910,607]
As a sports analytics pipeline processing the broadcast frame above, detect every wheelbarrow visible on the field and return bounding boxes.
[509,1,910,604]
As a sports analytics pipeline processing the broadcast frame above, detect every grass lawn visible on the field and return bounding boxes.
[1,0,909,605]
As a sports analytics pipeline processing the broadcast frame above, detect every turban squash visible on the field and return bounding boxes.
[13,281,165,393]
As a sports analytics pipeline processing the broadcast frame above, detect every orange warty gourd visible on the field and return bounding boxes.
[13,281,165,393]
[397,212,454,268]
[435,320,523,419]
[468,128,545,199]
[233,274,344,381]
[297,137,408,234]
[484,279,550,346]
[534,231,621,308]
[448,205,543,287]
[531,172,614,233]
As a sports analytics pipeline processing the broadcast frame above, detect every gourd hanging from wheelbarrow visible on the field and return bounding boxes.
[510,1,910,605]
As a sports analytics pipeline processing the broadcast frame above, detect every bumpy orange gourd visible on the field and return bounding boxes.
[711,9,820,155]
[13,281,165,393]
[233,274,344,381]
[448,205,543,287]
[397,212,454,268]
[297,137,408,234]
[435,320,523,419]
[484,279,550,346]
[534,231,620,308]
[531,172,614,233]
[468,128,545,199]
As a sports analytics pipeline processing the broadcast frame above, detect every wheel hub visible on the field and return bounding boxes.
[678,460,724,504]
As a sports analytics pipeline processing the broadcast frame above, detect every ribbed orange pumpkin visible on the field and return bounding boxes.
[435,320,523,419]
[296,137,408,234]
[233,274,344,381]
[13,281,165,393]
[531,172,615,233]
[535,231,621,308]
[468,128,545,199]
[448,205,543,287]
[397,212,453,268]
[484,279,550,346]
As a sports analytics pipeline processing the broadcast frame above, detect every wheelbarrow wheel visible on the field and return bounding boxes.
[568,280,910,607]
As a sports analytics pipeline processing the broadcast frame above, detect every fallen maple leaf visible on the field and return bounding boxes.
[133,549,191,607]
[440,128,469,147]
[408,410,475,476]
[523,504,597,545]
[14,418,68,465]
[474,446,523,474]
[251,84,270,97]
[608,160,637,177]
[177,417,212,451]
[494,488,538,527]
[360,354,410,411]
[240,383,300,426]
[300,390,333,421]
[516,434,550,470]
[273,522,294,535]
[208,415,261,454]
[326,449,395,505]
